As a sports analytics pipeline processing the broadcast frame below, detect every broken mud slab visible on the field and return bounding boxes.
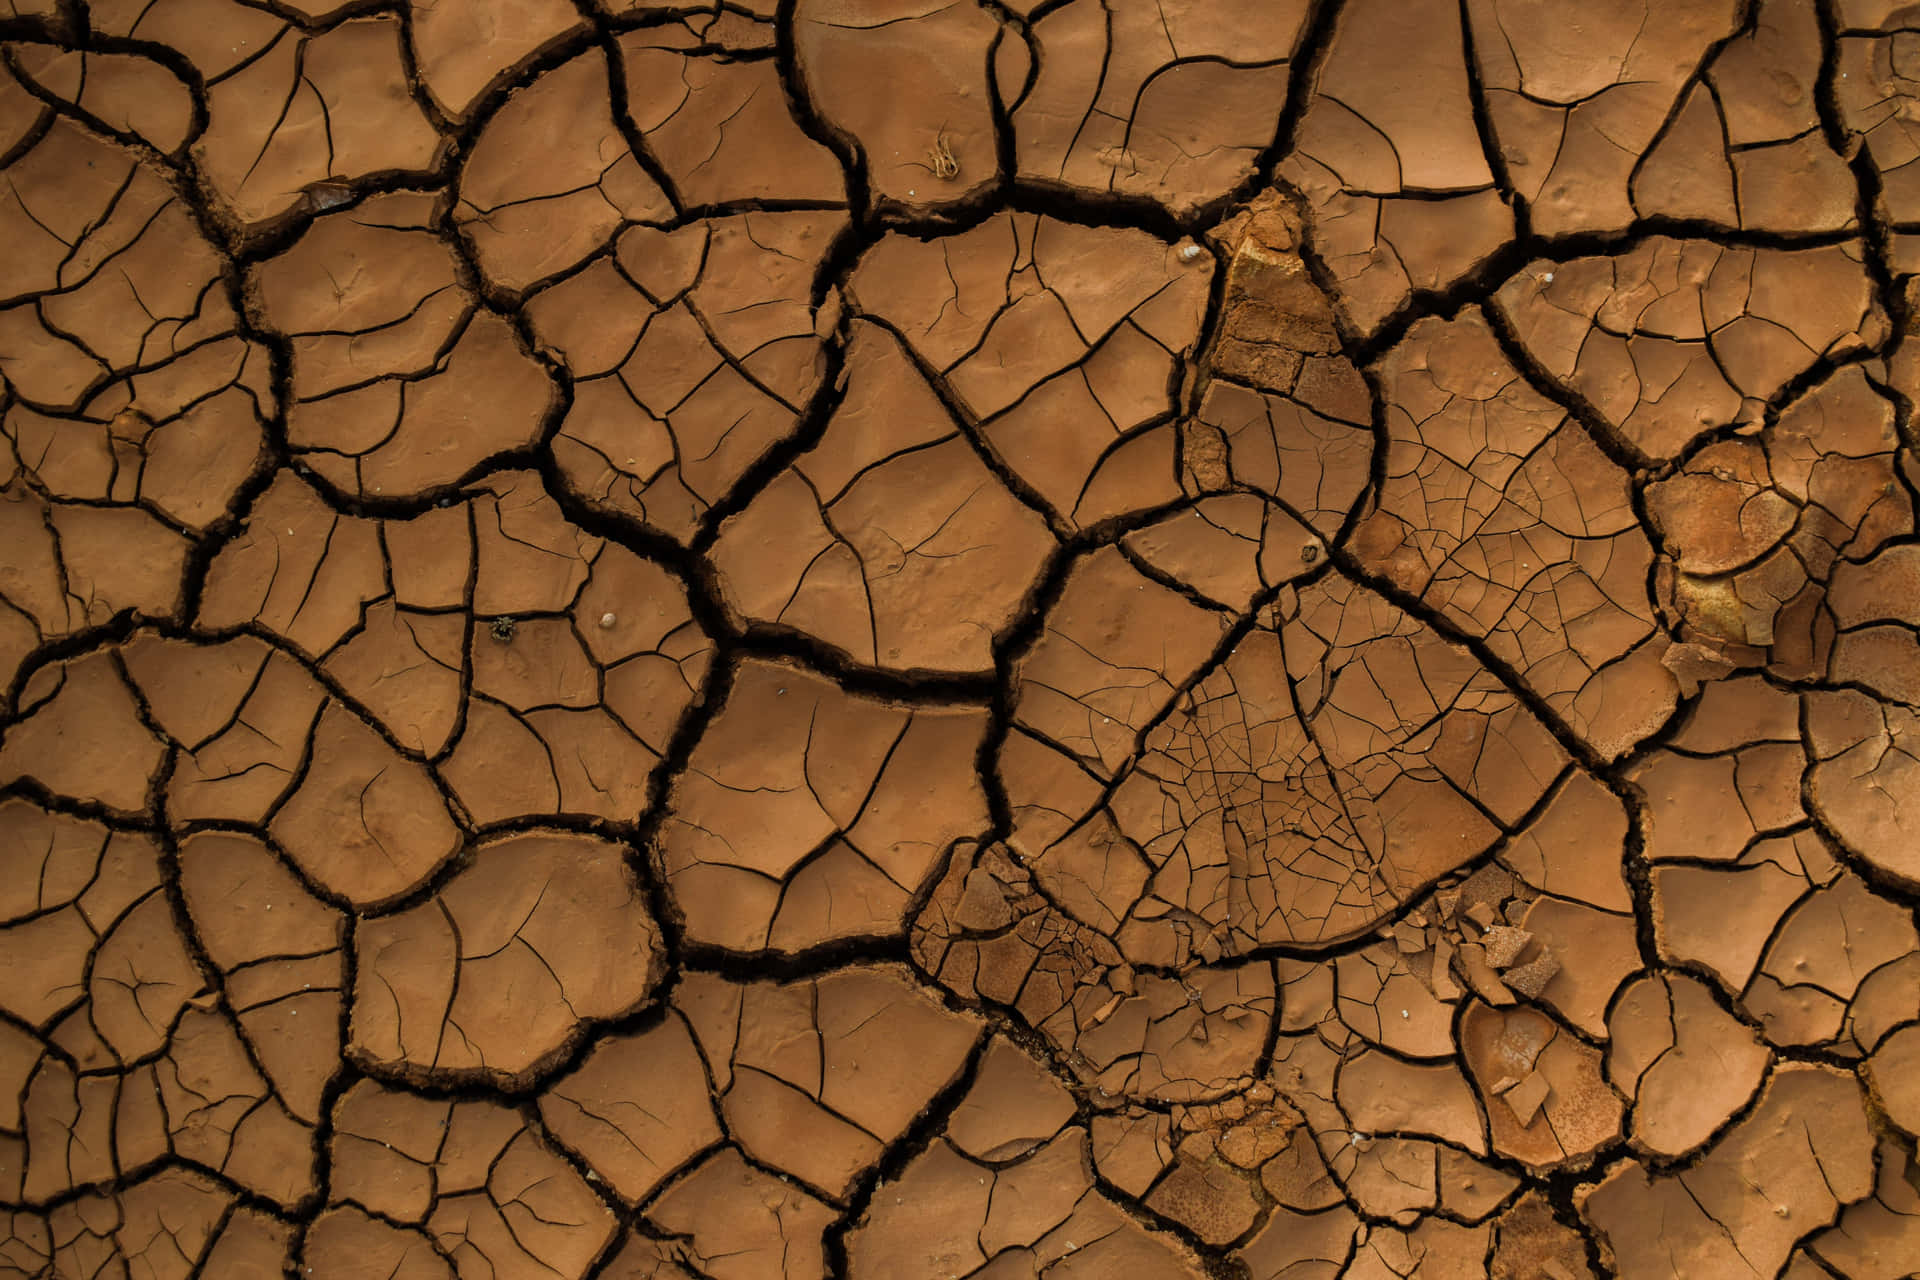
[4,1,1920,1277]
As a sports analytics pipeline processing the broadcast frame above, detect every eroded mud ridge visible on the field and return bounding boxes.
[4,0,1920,1276]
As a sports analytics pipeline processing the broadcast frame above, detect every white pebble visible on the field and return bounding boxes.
[599,612,617,628]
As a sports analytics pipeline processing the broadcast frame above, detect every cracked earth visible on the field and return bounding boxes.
[3,0,1920,1276]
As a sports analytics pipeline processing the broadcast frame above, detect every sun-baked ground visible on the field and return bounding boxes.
[3,0,1920,1277]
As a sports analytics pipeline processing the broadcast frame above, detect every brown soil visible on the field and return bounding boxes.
[2,1,1919,1277]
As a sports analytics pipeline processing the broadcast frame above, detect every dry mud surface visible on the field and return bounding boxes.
[3,0,1920,1277]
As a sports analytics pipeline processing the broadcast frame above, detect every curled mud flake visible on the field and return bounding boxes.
[350,831,665,1088]
[925,131,959,181]
[1198,192,1337,382]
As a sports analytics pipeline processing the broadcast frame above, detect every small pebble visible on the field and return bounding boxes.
[599,612,617,629]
